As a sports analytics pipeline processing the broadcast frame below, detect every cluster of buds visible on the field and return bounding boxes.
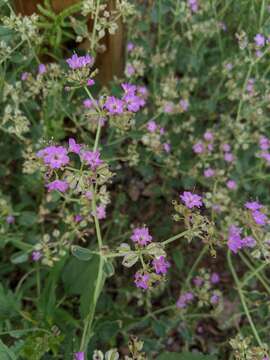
[173,191,217,255]
[118,226,170,290]
[230,335,269,360]
[227,201,270,260]
[177,268,222,313]
[125,42,146,79]
[83,82,148,132]
[141,120,171,154]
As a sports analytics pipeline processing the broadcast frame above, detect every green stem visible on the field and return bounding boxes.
[239,252,270,294]
[259,0,266,29]
[79,86,104,355]
[227,251,263,347]
[186,245,208,286]
[91,0,101,53]
[162,228,196,246]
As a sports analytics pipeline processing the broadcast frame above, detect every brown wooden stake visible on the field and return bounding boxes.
[13,0,125,85]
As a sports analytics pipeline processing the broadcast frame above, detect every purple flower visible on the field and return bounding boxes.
[81,150,103,170]
[95,205,106,220]
[127,42,134,52]
[68,138,81,154]
[21,72,29,81]
[242,236,256,248]
[224,152,234,162]
[179,99,189,112]
[134,272,150,290]
[180,191,203,209]
[130,227,152,246]
[123,94,142,112]
[259,136,270,150]
[74,352,84,360]
[66,53,94,69]
[46,180,69,193]
[252,210,267,226]
[210,294,220,304]
[193,141,205,154]
[226,180,237,190]
[164,102,174,113]
[204,168,215,178]
[147,120,157,133]
[228,225,242,254]
[83,99,94,109]
[74,215,83,223]
[32,251,42,262]
[245,201,263,211]
[254,33,265,47]
[188,0,199,13]
[121,83,137,95]
[211,272,220,284]
[203,131,214,142]
[125,64,135,77]
[193,276,204,286]
[137,86,148,98]
[84,191,93,200]
[152,256,170,275]
[222,143,231,152]
[37,146,70,169]
[38,64,46,74]
[176,292,194,308]
[87,78,95,86]
[163,142,171,153]
[260,151,270,164]
[6,215,15,224]
[104,96,124,114]
[246,79,255,94]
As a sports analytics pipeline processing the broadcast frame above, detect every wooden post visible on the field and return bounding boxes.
[13,0,125,85]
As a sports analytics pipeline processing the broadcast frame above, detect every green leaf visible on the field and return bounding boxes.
[157,352,216,360]
[103,260,115,277]
[18,211,37,227]
[0,284,20,321]
[62,256,97,295]
[0,340,16,360]
[172,250,184,271]
[10,251,29,264]
[71,246,93,261]
[79,256,104,319]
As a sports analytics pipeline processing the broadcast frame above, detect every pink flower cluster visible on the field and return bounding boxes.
[131,227,170,290]
[227,225,256,254]
[176,292,194,308]
[130,227,152,246]
[180,191,203,209]
[37,138,103,193]
[177,270,222,309]
[259,135,270,165]
[193,131,214,154]
[188,0,199,13]
[66,53,94,69]
[245,201,268,226]
[103,83,147,115]
[146,120,171,153]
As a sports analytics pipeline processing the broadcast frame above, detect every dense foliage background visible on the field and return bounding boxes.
[1,0,270,359]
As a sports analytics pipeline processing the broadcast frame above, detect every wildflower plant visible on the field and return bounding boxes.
[1,0,270,359]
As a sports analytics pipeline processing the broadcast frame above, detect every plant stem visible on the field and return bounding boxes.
[227,251,263,347]
[162,228,195,246]
[239,252,270,294]
[186,245,208,286]
[79,86,104,355]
